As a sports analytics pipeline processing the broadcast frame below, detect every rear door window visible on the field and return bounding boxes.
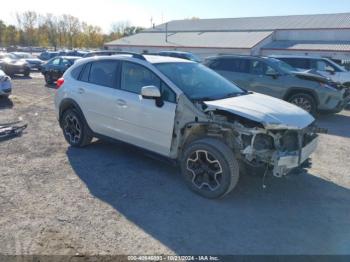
[208,58,250,73]
[88,60,119,88]
[210,59,234,71]
[231,59,250,73]
[281,58,311,69]
[61,58,72,67]
[51,58,61,66]
[250,60,275,75]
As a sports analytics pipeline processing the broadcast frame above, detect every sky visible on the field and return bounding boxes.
[4,0,350,33]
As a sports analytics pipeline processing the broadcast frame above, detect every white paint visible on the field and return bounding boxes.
[205,92,315,130]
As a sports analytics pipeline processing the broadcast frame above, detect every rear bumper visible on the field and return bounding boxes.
[5,64,30,74]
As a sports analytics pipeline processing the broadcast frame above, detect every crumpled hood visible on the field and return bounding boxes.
[292,71,329,83]
[205,92,315,130]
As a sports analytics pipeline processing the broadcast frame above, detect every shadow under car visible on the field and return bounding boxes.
[66,139,350,255]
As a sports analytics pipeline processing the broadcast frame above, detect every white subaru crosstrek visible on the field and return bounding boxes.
[54,53,319,199]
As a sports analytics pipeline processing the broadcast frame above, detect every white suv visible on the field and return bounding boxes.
[54,53,319,199]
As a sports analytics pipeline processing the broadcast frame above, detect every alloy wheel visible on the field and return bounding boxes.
[186,150,223,191]
[290,96,312,112]
[63,114,81,144]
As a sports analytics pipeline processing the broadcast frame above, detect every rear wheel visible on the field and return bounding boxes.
[180,138,240,199]
[61,109,92,147]
[288,93,317,115]
[44,73,53,85]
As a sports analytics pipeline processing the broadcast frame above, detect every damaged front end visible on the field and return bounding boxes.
[236,122,320,177]
[172,93,324,178]
[197,92,326,177]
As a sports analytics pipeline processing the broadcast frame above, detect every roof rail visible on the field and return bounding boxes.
[112,51,146,61]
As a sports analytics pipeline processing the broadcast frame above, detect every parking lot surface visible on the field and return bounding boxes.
[0,74,350,255]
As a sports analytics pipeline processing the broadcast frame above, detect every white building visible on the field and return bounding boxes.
[105,13,350,61]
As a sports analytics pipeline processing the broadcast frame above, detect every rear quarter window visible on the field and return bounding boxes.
[71,64,84,80]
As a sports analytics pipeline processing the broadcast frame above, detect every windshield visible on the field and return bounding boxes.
[326,59,347,72]
[155,62,245,101]
[187,54,201,63]
[269,58,297,73]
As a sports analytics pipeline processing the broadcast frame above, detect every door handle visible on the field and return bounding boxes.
[77,88,85,94]
[116,99,127,107]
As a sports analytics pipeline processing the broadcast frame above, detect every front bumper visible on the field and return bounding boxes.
[273,136,318,177]
[319,88,350,113]
[0,78,12,96]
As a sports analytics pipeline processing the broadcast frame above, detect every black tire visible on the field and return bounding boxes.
[288,93,317,116]
[61,109,92,147]
[23,69,30,77]
[180,138,240,199]
[44,73,53,85]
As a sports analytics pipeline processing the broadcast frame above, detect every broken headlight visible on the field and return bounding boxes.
[253,134,274,151]
[280,131,299,152]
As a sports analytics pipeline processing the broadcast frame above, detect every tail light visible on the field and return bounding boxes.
[56,78,64,89]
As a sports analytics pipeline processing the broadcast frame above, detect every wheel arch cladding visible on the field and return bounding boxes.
[59,99,89,130]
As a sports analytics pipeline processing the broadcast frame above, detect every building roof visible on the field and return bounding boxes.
[145,13,350,32]
[262,40,350,52]
[105,31,273,49]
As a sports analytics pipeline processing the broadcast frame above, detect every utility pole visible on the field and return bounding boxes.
[165,22,168,43]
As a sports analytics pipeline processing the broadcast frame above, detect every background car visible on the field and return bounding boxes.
[58,50,89,57]
[0,69,12,98]
[0,52,30,77]
[38,51,59,61]
[270,55,350,87]
[11,52,43,70]
[204,55,349,115]
[41,56,80,84]
[82,50,120,58]
[157,51,201,62]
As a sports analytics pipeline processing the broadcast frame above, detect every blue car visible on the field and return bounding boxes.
[0,69,12,98]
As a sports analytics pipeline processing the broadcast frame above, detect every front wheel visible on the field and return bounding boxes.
[23,69,30,77]
[288,93,317,116]
[180,138,240,199]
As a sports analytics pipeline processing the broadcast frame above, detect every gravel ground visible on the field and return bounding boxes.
[0,74,349,255]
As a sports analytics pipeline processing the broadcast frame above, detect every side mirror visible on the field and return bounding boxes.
[141,85,161,98]
[141,85,163,107]
[325,66,335,75]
